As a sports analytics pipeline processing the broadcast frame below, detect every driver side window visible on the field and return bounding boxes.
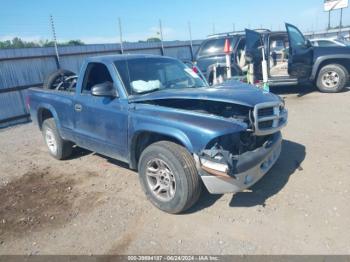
[288,26,306,49]
[82,62,113,94]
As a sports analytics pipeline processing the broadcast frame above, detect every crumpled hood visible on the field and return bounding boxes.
[129,81,281,107]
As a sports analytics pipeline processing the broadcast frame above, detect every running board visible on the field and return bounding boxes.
[268,78,298,86]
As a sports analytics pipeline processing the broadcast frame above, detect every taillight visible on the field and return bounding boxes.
[25,95,30,110]
[192,66,199,74]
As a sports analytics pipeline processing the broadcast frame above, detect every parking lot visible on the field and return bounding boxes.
[0,85,350,255]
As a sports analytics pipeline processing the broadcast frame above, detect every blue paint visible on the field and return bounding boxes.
[27,55,283,168]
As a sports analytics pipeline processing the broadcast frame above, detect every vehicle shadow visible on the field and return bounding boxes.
[68,146,93,160]
[229,140,306,207]
[184,188,224,214]
[271,84,317,98]
[96,153,130,169]
[67,140,305,212]
[271,84,350,98]
[68,146,129,169]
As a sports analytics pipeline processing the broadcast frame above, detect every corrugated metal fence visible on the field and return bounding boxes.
[0,40,202,128]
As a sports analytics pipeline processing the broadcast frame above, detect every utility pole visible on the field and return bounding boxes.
[328,10,331,30]
[50,15,60,69]
[188,21,194,61]
[118,17,124,54]
[232,23,235,32]
[159,19,165,56]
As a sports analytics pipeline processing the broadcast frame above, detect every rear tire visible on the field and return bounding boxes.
[138,141,201,214]
[42,118,73,160]
[316,64,348,93]
[43,69,76,90]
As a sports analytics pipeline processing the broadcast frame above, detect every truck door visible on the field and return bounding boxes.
[73,62,128,162]
[245,29,264,80]
[285,23,313,78]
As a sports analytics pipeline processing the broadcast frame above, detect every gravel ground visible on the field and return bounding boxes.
[0,85,349,255]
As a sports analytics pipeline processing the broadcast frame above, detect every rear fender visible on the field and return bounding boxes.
[37,103,61,131]
[311,55,350,80]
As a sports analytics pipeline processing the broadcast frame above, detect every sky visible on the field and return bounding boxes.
[1,0,350,44]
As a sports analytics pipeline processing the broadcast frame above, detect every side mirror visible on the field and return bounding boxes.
[305,39,312,48]
[91,82,118,97]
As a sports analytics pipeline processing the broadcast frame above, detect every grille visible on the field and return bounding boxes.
[253,102,288,136]
[258,120,273,129]
[258,107,274,117]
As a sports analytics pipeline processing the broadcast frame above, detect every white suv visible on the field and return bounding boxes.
[310,38,350,47]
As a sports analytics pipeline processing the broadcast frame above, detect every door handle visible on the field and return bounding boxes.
[74,104,83,112]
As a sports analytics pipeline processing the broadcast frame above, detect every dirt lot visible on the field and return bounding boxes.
[0,85,350,255]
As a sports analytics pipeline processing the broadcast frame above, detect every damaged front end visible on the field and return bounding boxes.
[196,101,287,194]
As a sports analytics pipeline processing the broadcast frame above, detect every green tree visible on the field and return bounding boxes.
[0,40,12,49]
[66,40,85,46]
[0,37,85,49]
[146,37,161,42]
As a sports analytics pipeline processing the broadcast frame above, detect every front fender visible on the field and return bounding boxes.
[128,104,248,163]
[131,123,194,153]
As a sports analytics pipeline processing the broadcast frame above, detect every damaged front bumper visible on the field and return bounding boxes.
[196,132,282,194]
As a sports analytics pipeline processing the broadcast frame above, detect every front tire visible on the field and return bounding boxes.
[138,141,201,214]
[316,64,348,93]
[42,118,73,160]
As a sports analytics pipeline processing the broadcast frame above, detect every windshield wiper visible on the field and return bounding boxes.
[134,88,162,95]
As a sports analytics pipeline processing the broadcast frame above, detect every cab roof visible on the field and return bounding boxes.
[207,29,271,39]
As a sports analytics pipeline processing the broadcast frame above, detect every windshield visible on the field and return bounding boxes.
[114,57,207,95]
[198,37,238,57]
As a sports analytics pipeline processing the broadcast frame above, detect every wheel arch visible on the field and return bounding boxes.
[129,129,193,170]
[311,56,350,81]
[37,104,60,130]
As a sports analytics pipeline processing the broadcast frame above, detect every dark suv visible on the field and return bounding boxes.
[194,30,251,84]
[195,23,350,93]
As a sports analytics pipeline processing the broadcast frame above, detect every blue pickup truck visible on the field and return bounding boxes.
[27,54,288,213]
